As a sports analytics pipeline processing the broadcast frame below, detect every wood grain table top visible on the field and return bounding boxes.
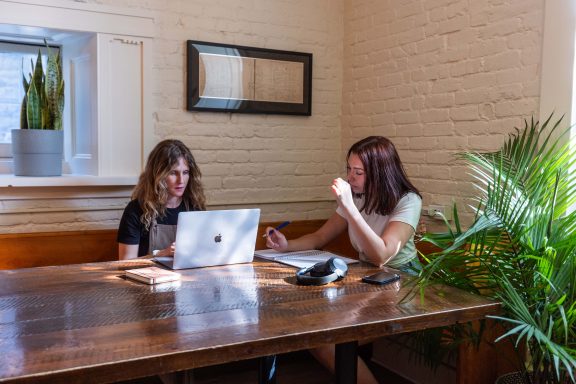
[0,259,499,383]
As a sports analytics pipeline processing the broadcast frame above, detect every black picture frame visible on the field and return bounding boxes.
[186,40,312,115]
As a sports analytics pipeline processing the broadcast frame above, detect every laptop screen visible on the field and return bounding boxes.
[155,208,260,270]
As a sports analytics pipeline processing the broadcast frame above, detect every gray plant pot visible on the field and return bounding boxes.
[11,129,64,176]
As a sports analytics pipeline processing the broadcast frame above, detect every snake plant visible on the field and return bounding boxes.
[20,40,64,130]
[414,115,576,383]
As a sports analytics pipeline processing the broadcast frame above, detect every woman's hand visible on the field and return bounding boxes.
[265,227,289,251]
[156,242,176,257]
[331,177,355,215]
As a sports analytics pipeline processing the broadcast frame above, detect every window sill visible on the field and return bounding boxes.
[0,174,138,187]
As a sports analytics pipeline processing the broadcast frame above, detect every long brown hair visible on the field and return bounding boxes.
[132,139,206,229]
[348,136,420,215]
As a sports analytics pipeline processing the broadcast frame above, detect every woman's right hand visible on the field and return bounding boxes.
[265,227,289,251]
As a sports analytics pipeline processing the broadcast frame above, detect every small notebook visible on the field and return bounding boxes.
[125,267,181,285]
[254,249,359,269]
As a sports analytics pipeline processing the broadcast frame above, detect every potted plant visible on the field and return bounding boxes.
[12,40,64,176]
[414,115,576,383]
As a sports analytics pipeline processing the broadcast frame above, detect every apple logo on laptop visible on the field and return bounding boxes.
[214,234,222,243]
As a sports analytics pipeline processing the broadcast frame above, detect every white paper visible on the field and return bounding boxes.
[254,249,359,269]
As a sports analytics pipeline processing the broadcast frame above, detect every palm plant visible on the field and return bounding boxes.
[415,115,576,383]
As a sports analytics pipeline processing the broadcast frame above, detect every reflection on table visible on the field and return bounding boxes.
[0,259,499,384]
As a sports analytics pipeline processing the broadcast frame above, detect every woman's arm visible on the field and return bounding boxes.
[346,212,414,266]
[118,201,144,260]
[118,242,174,260]
[332,177,415,266]
[118,243,139,260]
[265,212,348,252]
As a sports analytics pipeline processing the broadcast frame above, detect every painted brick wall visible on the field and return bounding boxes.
[138,0,344,222]
[342,0,544,228]
[1,0,548,234]
[0,0,344,233]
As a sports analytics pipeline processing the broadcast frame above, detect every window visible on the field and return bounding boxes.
[0,1,153,183]
[0,41,47,156]
[539,0,576,137]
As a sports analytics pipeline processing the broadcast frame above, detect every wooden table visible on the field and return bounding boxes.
[0,259,499,384]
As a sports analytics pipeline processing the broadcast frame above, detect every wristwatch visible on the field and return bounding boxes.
[152,250,160,257]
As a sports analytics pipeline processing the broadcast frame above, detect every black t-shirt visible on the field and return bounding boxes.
[117,199,192,257]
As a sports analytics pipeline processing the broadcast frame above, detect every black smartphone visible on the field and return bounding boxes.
[362,271,401,285]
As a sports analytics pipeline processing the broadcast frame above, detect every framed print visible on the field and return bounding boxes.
[186,40,312,115]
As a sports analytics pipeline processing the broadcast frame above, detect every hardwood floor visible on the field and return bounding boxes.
[118,350,415,384]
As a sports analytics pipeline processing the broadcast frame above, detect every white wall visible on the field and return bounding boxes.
[0,0,345,233]
[342,0,545,228]
[1,0,551,233]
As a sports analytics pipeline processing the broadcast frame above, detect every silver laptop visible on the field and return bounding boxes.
[154,208,260,270]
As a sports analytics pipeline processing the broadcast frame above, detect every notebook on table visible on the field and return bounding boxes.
[154,208,260,270]
[254,249,359,269]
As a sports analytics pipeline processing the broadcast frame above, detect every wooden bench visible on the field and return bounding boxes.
[0,220,355,270]
[0,220,442,270]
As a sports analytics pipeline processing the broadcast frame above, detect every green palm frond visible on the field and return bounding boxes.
[415,115,576,383]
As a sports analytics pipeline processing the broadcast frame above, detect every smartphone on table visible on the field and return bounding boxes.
[362,270,400,285]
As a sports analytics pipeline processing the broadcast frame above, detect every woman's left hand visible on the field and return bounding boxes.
[157,243,176,257]
[331,177,355,214]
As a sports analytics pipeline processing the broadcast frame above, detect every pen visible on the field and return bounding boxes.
[263,221,291,238]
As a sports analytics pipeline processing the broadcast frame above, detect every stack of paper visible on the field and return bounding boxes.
[254,249,359,269]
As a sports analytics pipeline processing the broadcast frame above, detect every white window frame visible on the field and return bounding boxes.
[0,0,154,186]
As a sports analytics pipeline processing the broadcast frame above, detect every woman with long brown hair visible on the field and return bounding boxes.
[266,135,421,269]
[265,136,422,384]
[118,139,206,260]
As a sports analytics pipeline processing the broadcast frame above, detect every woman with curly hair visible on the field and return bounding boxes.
[118,139,206,260]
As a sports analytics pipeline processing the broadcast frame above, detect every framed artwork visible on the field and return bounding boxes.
[186,40,312,115]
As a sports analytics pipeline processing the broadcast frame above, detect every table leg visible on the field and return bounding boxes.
[258,355,277,384]
[335,341,358,384]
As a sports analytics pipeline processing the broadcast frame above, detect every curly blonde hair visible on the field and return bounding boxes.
[132,139,206,230]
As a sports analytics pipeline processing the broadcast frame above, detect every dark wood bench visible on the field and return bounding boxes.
[0,220,353,270]
[0,220,442,270]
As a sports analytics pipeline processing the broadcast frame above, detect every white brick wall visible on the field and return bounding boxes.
[1,0,548,234]
[342,0,544,227]
[0,187,131,234]
[150,0,345,223]
[0,0,345,233]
